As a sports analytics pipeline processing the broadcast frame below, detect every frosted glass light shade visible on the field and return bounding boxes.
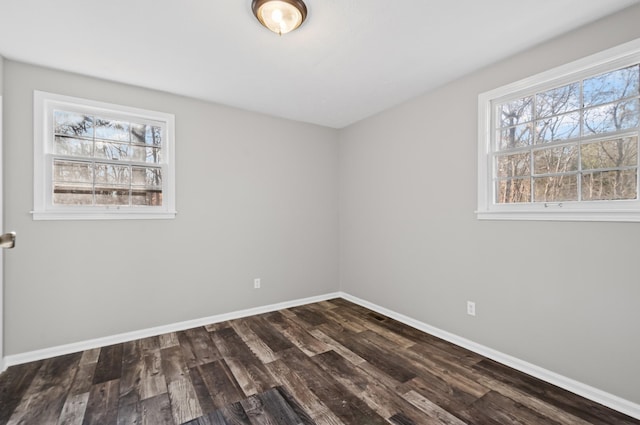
[252,0,307,35]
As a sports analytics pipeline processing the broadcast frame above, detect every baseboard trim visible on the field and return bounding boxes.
[3,291,638,420]
[2,292,341,371]
[339,292,640,420]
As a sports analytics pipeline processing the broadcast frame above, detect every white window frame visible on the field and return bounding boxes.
[33,91,176,220]
[477,38,640,222]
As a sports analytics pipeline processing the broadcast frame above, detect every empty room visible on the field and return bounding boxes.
[0,1,639,424]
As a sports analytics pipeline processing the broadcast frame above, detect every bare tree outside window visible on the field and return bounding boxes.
[494,64,639,204]
[52,110,164,207]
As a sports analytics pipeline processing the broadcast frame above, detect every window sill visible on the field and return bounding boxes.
[476,209,640,222]
[32,210,177,221]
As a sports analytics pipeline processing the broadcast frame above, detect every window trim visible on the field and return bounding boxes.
[33,91,177,220]
[477,38,640,222]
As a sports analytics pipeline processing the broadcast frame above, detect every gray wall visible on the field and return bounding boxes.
[339,6,640,404]
[3,61,339,354]
[3,3,640,407]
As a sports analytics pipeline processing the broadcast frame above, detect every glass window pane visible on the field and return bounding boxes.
[533,175,578,202]
[497,124,532,151]
[496,178,531,203]
[95,164,130,185]
[536,82,580,118]
[94,118,130,142]
[94,188,130,205]
[496,153,530,178]
[584,99,639,135]
[53,184,93,205]
[132,167,162,187]
[535,112,580,143]
[533,145,578,175]
[583,65,640,107]
[54,136,93,157]
[130,124,162,146]
[129,146,161,163]
[497,97,533,128]
[129,145,146,162]
[146,147,161,163]
[149,126,162,146]
[54,110,93,137]
[95,141,130,160]
[53,160,93,183]
[582,170,637,201]
[132,189,163,206]
[130,123,147,144]
[581,137,638,170]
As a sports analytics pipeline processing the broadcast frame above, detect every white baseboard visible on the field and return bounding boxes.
[2,292,341,370]
[340,292,640,420]
[3,290,638,420]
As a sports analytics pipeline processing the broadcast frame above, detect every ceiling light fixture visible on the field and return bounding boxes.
[252,0,307,35]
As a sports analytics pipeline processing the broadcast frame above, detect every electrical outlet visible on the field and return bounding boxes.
[254,278,261,289]
[467,301,476,316]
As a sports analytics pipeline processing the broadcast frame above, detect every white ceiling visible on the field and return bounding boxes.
[0,0,638,128]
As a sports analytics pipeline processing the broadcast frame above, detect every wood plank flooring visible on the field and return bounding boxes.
[0,298,638,425]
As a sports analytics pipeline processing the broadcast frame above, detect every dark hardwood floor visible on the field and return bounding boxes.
[0,298,638,424]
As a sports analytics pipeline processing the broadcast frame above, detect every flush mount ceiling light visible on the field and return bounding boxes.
[252,0,307,35]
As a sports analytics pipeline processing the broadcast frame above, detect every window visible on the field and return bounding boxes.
[477,39,640,221]
[33,91,176,220]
